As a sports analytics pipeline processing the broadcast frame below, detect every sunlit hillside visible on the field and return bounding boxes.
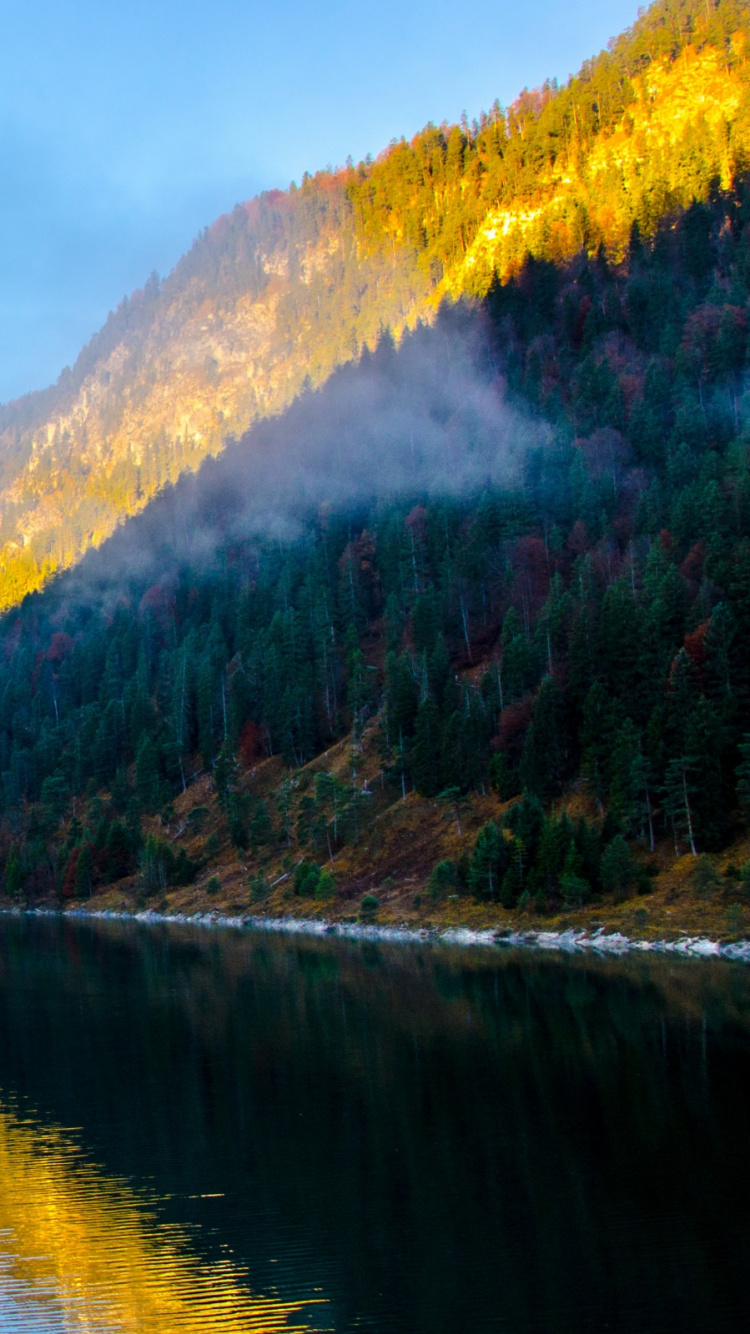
[0,0,748,609]
[447,38,750,295]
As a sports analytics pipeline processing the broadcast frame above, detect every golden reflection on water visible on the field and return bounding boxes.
[0,1100,329,1332]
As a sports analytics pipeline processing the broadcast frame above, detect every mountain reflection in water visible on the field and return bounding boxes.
[0,915,749,1333]
[0,1100,329,1331]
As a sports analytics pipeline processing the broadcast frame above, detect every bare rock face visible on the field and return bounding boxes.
[0,182,433,609]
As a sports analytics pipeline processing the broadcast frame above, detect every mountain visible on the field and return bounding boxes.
[4,0,750,931]
[2,167,750,928]
[0,0,748,610]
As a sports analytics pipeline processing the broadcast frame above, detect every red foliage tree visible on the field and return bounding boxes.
[567,520,590,556]
[47,632,73,663]
[512,536,549,620]
[139,579,176,625]
[684,621,710,691]
[680,542,705,590]
[239,720,264,767]
[494,694,536,763]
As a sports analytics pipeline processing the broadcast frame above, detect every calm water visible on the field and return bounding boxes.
[0,918,749,1332]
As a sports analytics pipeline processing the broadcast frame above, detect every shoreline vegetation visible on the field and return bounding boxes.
[15,766,750,967]
[11,724,750,962]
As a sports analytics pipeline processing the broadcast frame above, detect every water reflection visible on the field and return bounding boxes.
[0,1098,329,1332]
[0,917,749,1332]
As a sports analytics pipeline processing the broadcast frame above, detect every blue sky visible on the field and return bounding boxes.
[0,0,642,404]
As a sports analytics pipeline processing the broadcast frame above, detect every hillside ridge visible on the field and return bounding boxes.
[0,0,749,608]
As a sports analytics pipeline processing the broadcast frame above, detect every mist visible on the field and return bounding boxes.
[57,302,550,607]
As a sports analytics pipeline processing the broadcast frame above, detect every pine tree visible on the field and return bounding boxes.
[600,834,634,900]
[580,682,618,809]
[213,738,239,812]
[663,757,698,857]
[736,734,750,827]
[3,846,23,897]
[499,843,523,907]
[75,843,94,898]
[469,822,507,900]
[412,697,444,798]
[135,733,162,815]
[519,678,570,801]
[249,799,274,850]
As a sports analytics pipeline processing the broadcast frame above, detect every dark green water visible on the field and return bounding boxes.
[0,916,749,1332]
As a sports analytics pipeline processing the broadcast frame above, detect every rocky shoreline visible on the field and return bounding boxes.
[7,905,750,962]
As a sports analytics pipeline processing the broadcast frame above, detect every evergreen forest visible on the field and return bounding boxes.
[2,0,750,921]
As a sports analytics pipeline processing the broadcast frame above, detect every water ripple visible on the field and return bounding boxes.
[0,1101,331,1333]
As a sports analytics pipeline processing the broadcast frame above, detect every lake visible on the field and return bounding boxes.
[0,915,748,1332]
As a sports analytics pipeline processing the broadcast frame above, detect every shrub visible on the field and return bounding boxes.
[294,860,321,897]
[187,806,211,829]
[206,875,221,896]
[726,903,744,936]
[360,893,379,920]
[428,859,457,901]
[249,872,269,901]
[693,854,720,895]
[559,871,591,908]
[315,869,337,900]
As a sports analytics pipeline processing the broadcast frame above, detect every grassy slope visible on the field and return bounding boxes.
[74,714,750,945]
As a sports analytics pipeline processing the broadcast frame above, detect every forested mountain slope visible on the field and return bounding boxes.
[0,0,749,609]
[4,174,750,925]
